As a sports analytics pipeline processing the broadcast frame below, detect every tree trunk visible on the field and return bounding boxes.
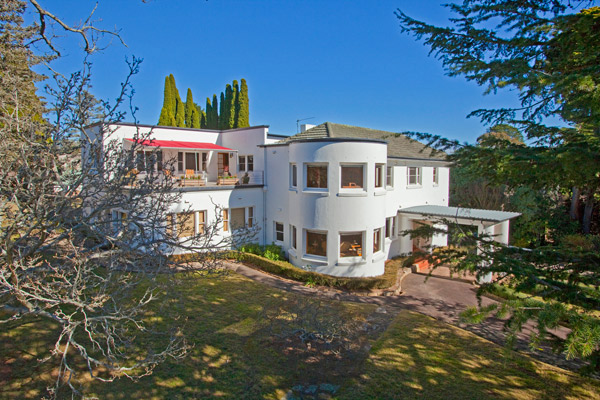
[582,188,595,234]
[570,187,580,221]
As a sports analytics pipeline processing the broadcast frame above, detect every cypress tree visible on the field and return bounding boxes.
[190,103,201,128]
[219,92,226,130]
[212,94,219,129]
[158,75,174,126]
[224,83,235,129]
[232,80,239,127]
[184,88,195,128]
[169,74,185,127]
[205,97,212,128]
[236,78,249,128]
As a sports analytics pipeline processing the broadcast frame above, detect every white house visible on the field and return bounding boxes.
[85,121,519,278]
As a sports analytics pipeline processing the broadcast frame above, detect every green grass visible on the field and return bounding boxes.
[340,311,600,400]
[1,271,599,399]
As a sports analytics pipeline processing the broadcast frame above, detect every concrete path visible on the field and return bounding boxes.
[223,260,583,373]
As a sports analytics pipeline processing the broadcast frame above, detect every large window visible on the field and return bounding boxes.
[239,155,254,172]
[340,232,363,258]
[230,208,246,230]
[386,165,393,187]
[171,212,195,238]
[373,228,382,253]
[375,164,384,188]
[290,225,297,249]
[341,165,364,189]
[275,222,284,242]
[407,167,421,186]
[178,151,206,174]
[290,163,297,188]
[433,167,439,185]
[306,164,327,189]
[136,150,162,172]
[306,231,327,257]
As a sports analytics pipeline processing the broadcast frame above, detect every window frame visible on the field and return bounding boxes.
[290,225,297,250]
[407,166,422,186]
[339,231,364,258]
[274,222,284,243]
[373,227,382,253]
[375,163,385,188]
[305,230,327,258]
[222,209,229,232]
[386,165,393,187]
[385,217,396,239]
[340,164,365,190]
[433,167,439,186]
[305,163,328,190]
[290,163,297,188]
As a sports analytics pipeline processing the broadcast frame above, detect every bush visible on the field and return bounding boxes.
[239,242,285,261]
[235,252,395,291]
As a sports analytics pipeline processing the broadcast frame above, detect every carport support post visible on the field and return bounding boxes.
[399,215,413,255]
[477,224,494,284]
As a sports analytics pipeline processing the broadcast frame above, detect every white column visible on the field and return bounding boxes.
[398,215,413,255]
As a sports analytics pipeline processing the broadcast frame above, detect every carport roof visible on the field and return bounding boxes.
[399,205,521,223]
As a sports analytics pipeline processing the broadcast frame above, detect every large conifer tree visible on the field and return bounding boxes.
[224,83,235,129]
[232,80,239,128]
[157,75,175,126]
[212,94,219,129]
[236,78,249,128]
[219,91,226,130]
[169,75,185,127]
[205,97,212,128]
[184,88,195,128]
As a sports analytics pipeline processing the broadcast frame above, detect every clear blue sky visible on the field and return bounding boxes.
[36,0,523,142]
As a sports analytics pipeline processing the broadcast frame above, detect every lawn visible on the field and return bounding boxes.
[1,270,599,399]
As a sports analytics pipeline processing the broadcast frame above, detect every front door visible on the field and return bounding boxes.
[218,153,230,176]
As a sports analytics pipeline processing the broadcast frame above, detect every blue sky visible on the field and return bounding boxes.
[36,0,524,142]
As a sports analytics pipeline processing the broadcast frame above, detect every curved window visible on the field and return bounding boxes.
[340,232,363,257]
[306,230,327,257]
[306,165,327,189]
[341,165,364,188]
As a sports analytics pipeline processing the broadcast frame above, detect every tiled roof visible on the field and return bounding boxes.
[278,122,446,161]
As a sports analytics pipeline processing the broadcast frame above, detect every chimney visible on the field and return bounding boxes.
[301,124,316,133]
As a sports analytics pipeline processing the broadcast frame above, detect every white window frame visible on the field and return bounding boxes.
[375,164,385,188]
[305,229,327,258]
[433,167,439,186]
[339,231,365,259]
[238,155,254,172]
[304,163,328,191]
[385,217,396,239]
[290,224,297,250]
[290,163,297,188]
[386,165,393,187]
[340,164,366,190]
[373,227,382,253]
[407,167,422,187]
[274,221,284,243]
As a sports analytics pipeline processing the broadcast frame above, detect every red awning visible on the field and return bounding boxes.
[125,138,234,151]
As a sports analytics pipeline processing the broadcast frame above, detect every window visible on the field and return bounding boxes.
[275,222,284,242]
[178,152,203,173]
[175,212,195,238]
[178,152,184,172]
[385,217,396,239]
[239,155,254,172]
[408,167,421,186]
[136,151,162,172]
[197,211,206,234]
[341,165,364,188]
[433,167,439,185]
[290,225,297,249]
[306,231,327,257]
[373,228,382,253]
[222,209,229,232]
[306,164,327,189]
[340,232,363,258]
[112,210,127,232]
[290,163,297,188]
[386,165,393,187]
[230,208,246,230]
[375,164,384,188]
[202,153,207,171]
[247,207,254,228]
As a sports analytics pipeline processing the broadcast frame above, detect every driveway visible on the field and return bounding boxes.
[222,260,581,373]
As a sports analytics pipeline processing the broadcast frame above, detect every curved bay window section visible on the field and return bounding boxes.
[340,232,363,258]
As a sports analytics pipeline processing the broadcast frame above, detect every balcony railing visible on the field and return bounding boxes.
[127,170,264,189]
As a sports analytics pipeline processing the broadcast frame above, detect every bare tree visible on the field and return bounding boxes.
[1,1,256,397]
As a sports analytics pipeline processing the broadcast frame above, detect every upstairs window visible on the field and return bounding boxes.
[375,164,384,188]
[386,165,393,187]
[341,165,364,189]
[239,155,254,172]
[290,163,297,188]
[306,164,327,189]
[433,167,439,185]
[385,217,396,239]
[408,167,422,186]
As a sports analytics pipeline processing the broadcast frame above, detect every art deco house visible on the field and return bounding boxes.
[85,121,519,277]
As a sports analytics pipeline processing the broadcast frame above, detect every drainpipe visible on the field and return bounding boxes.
[262,146,267,246]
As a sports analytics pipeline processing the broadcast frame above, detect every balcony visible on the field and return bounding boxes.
[125,170,264,191]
